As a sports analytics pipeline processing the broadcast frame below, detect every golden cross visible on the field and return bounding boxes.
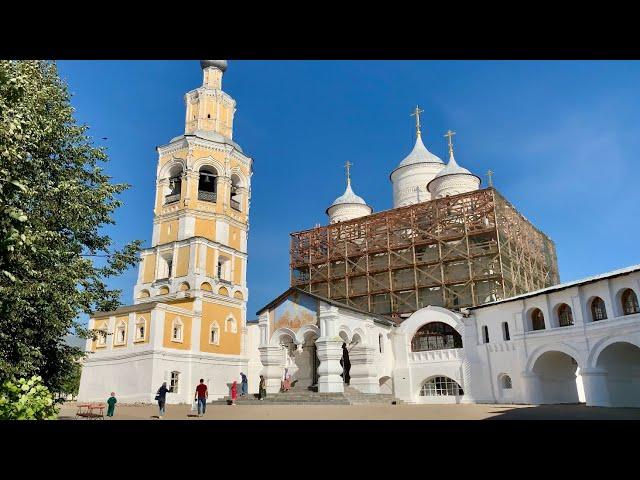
[444,129,456,157]
[410,105,424,136]
[487,169,494,187]
[344,161,352,185]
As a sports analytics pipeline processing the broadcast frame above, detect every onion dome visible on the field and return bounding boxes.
[326,163,372,224]
[392,134,444,174]
[327,181,368,210]
[427,133,481,198]
[200,60,228,72]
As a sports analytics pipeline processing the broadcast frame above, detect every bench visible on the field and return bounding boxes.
[76,403,105,419]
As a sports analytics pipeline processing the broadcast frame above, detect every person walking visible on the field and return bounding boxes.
[230,381,238,405]
[156,382,169,419]
[106,392,117,418]
[259,375,266,401]
[194,378,208,417]
[240,372,248,397]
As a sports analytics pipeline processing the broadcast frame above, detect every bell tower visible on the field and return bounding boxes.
[133,60,252,356]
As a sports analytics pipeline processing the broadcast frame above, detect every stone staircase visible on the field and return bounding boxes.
[210,384,403,406]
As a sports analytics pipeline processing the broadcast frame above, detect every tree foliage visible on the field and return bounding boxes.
[0,60,142,391]
[0,376,58,420]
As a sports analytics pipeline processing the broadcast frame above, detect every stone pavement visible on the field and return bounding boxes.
[57,401,640,420]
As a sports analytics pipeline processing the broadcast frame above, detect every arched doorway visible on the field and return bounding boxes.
[532,351,581,404]
[596,342,640,407]
[296,331,319,390]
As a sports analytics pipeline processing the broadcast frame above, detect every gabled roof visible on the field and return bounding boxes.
[469,264,640,310]
[256,287,395,327]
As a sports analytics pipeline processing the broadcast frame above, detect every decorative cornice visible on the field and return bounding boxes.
[142,236,248,259]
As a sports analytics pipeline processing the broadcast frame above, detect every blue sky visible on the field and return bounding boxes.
[57,60,640,321]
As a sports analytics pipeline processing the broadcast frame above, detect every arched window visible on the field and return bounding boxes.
[230,174,242,211]
[172,318,183,342]
[217,256,230,281]
[115,320,126,345]
[165,166,183,204]
[621,289,639,315]
[97,326,107,347]
[159,253,173,280]
[502,322,510,341]
[379,334,384,354]
[531,308,545,331]
[136,318,146,341]
[138,289,150,299]
[411,322,462,352]
[500,375,512,389]
[590,297,607,321]
[225,317,237,334]
[209,322,220,345]
[557,303,574,327]
[482,325,490,344]
[198,167,217,202]
[420,376,464,396]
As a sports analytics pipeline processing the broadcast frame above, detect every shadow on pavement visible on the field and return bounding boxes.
[484,403,640,420]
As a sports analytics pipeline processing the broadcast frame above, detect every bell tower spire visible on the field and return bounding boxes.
[185,60,236,139]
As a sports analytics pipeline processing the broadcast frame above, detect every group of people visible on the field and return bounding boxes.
[155,371,262,418]
[102,372,267,419]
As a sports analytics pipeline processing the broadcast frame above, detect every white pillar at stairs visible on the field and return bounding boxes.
[316,336,344,393]
[348,344,379,393]
[258,345,284,394]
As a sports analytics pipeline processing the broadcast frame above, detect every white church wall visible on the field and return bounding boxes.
[394,306,469,403]
[470,269,640,407]
[246,323,263,394]
[79,352,156,404]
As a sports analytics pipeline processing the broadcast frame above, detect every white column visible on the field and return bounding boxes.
[316,337,344,393]
[259,345,284,393]
[191,315,201,353]
[581,368,611,407]
[390,330,413,402]
[150,308,166,350]
[106,316,115,352]
[348,345,379,393]
[460,359,475,404]
[571,293,585,326]
[127,312,136,347]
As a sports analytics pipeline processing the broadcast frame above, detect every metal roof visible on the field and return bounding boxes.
[469,264,640,310]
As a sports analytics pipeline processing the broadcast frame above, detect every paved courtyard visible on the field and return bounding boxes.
[57,401,640,420]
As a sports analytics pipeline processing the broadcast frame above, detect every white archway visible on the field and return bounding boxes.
[530,349,582,404]
[397,305,465,339]
[593,340,640,407]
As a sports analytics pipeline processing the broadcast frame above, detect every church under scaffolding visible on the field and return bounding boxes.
[290,187,559,319]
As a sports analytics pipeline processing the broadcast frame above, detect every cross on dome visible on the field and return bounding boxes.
[345,160,352,185]
[410,105,424,137]
[444,129,456,158]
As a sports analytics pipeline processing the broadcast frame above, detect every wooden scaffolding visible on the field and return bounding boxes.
[290,188,559,319]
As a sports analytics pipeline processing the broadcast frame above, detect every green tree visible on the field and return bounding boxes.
[0,60,141,392]
[0,375,58,420]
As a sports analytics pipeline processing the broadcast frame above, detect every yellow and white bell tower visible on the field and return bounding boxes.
[133,59,252,357]
[79,61,259,404]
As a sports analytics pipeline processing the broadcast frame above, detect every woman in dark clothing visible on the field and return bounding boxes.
[156,382,170,419]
